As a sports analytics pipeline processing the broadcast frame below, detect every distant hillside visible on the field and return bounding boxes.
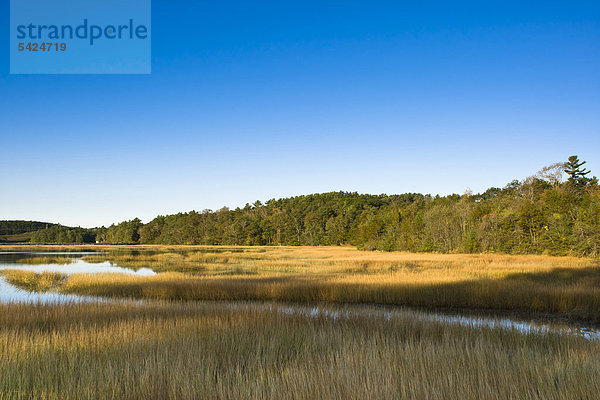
[29,225,97,244]
[0,231,35,244]
[98,157,599,256]
[7,156,600,256]
[0,220,57,235]
[0,220,96,244]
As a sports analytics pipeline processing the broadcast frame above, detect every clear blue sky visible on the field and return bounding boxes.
[1,1,599,227]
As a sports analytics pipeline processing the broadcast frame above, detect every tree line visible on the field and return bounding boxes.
[29,225,97,244]
[26,156,600,256]
[0,221,57,235]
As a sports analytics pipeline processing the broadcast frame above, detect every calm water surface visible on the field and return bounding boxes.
[0,251,156,276]
[0,251,154,304]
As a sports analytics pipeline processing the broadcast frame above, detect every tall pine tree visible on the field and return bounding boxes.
[564,155,591,187]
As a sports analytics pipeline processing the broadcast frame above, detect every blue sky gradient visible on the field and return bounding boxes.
[1,1,599,227]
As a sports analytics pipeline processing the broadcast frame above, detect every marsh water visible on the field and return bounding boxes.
[0,251,156,276]
[0,250,598,341]
[0,251,154,304]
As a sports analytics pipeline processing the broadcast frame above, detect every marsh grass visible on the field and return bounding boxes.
[62,246,600,322]
[4,245,600,319]
[16,257,74,265]
[0,301,599,400]
[59,271,600,321]
[1,270,66,292]
[2,246,600,399]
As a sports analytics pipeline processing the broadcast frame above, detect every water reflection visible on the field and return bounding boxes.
[0,277,104,304]
[0,251,155,304]
[0,259,156,276]
[0,252,156,276]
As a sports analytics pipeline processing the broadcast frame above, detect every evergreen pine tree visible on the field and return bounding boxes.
[564,155,591,187]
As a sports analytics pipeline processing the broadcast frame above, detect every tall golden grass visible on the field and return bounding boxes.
[3,245,600,320]
[2,270,65,292]
[2,246,600,398]
[1,301,599,400]
[44,245,600,321]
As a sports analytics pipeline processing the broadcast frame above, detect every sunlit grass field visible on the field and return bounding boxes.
[2,245,600,399]
[1,301,599,400]
[5,245,599,321]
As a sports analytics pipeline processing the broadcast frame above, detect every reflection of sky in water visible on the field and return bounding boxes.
[0,277,105,304]
[0,252,156,276]
[0,251,155,304]
[0,259,156,276]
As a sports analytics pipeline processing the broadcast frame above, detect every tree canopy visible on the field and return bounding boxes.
[0,221,57,235]
[565,155,592,187]
[20,156,600,256]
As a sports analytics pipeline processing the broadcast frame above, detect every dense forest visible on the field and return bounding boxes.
[0,221,97,244]
[29,225,97,244]
[0,221,57,235]
[17,156,600,256]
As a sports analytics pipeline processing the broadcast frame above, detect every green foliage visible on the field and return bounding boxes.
[97,157,598,256]
[104,218,143,244]
[16,156,600,256]
[29,225,96,244]
[0,231,34,244]
[565,155,592,188]
[0,220,57,235]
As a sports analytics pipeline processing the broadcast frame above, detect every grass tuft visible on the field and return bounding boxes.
[1,269,66,292]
